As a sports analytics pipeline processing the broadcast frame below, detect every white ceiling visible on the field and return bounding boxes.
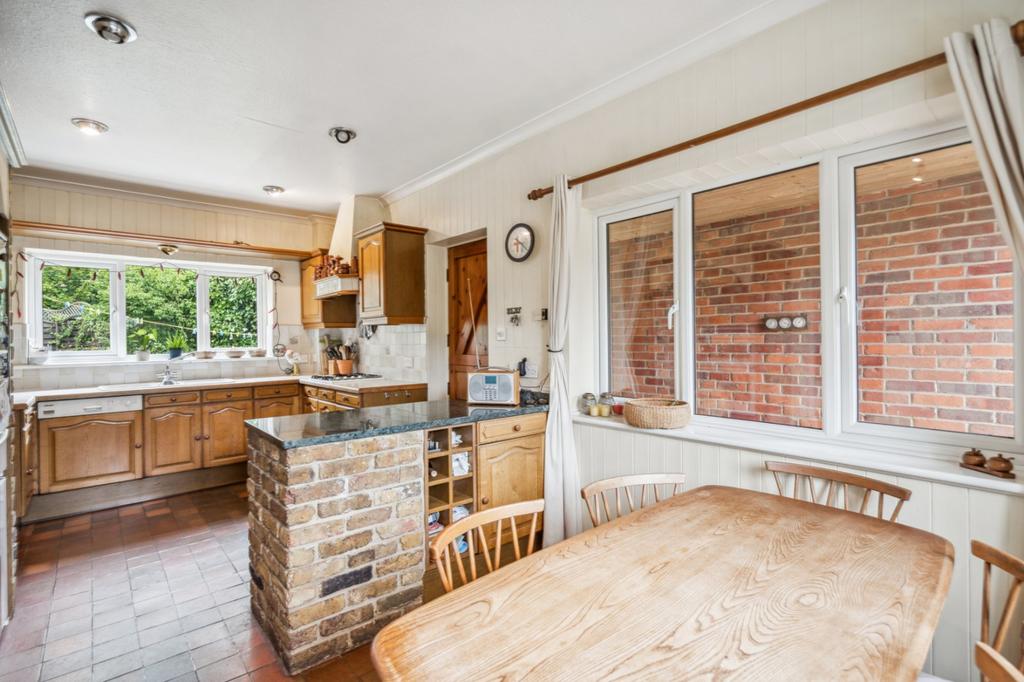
[0,0,823,214]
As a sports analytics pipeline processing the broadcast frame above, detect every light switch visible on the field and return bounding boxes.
[495,327,507,342]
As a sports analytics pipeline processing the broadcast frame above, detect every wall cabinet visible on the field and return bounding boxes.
[355,222,428,325]
[143,406,202,476]
[202,400,253,468]
[301,252,357,329]
[39,411,143,493]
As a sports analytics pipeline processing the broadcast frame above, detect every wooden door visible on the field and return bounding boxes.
[359,232,385,318]
[476,433,544,542]
[202,400,253,467]
[144,406,202,476]
[301,256,321,326]
[448,239,488,399]
[254,396,299,418]
[39,411,143,493]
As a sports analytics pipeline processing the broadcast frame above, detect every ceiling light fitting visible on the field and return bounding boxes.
[84,13,137,44]
[71,117,109,135]
[328,126,357,144]
[262,185,285,196]
[157,244,179,256]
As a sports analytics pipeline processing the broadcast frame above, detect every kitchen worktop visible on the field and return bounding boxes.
[246,399,549,449]
[12,374,427,409]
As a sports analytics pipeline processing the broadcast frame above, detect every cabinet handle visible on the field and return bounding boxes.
[24,468,33,475]
[405,391,411,398]
[513,424,522,432]
[204,435,210,440]
[481,497,490,505]
[194,435,203,441]
[170,397,177,402]
[384,392,391,399]
[225,393,232,398]
[134,443,142,449]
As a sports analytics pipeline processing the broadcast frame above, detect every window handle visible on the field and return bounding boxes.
[667,302,679,330]
[837,286,849,302]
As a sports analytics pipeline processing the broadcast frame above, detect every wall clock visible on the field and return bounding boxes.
[505,223,534,262]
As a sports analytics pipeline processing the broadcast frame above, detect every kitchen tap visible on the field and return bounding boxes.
[159,364,176,386]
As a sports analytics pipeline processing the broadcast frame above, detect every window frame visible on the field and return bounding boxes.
[592,124,1024,458]
[835,128,1024,453]
[26,249,272,361]
[596,195,683,399]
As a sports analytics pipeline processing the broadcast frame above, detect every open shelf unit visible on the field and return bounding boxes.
[424,423,477,563]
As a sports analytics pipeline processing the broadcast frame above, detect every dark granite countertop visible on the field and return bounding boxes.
[246,399,549,449]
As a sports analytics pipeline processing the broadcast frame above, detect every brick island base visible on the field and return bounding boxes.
[247,429,425,674]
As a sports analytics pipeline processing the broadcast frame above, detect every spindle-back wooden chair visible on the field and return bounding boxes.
[974,540,1024,678]
[976,642,1024,682]
[581,473,687,527]
[430,499,544,594]
[764,461,912,522]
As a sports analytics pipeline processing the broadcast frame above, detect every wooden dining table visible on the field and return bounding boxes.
[371,485,955,681]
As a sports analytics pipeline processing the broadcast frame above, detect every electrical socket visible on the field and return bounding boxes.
[495,327,507,342]
[524,361,539,378]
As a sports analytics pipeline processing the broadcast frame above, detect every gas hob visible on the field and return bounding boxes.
[310,373,383,381]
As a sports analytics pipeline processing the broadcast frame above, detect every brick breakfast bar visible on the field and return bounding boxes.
[244,399,548,674]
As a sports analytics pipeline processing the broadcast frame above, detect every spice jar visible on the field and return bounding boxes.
[579,393,597,416]
[598,392,615,417]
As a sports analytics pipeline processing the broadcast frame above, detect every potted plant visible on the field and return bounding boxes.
[166,332,188,360]
[132,328,157,361]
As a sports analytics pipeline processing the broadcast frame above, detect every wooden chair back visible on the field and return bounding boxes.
[977,642,1024,682]
[974,540,1024,674]
[764,461,911,522]
[430,499,544,594]
[581,473,687,527]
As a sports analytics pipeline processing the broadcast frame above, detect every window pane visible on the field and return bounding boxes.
[125,265,197,353]
[209,275,259,348]
[606,209,675,397]
[41,265,110,351]
[855,142,1013,437]
[693,165,822,428]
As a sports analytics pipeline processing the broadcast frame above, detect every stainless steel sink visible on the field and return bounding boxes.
[96,378,237,391]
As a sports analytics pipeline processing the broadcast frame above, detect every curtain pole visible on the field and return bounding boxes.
[526,19,1024,202]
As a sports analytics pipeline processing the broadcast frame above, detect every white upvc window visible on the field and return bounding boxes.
[594,125,1023,459]
[25,249,272,360]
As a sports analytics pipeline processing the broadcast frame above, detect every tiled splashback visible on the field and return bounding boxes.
[317,324,427,382]
[13,324,318,392]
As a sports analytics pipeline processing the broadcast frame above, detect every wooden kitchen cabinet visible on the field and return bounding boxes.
[355,222,428,325]
[475,429,545,543]
[15,408,37,517]
[39,411,144,493]
[202,400,253,467]
[144,406,202,476]
[254,396,299,418]
[301,252,357,329]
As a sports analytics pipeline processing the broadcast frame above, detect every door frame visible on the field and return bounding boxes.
[447,238,488,399]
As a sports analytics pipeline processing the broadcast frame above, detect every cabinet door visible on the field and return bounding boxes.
[202,400,254,467]
[39,411,143,493]
[144,406,202,476]
[358,233,385,318]
[17,410,35,517]
[476,433,545,542]
[254,396,299,418]
[301,256,322,326]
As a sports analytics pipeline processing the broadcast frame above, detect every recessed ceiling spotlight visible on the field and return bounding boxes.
[328,126,357,144]
[911,176,924,183]
[262,185,285,196]
[84,13,138,44]
[911,157,923,164]
[71,117,109,135]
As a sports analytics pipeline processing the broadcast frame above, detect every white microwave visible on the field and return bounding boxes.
[467,370,520,405]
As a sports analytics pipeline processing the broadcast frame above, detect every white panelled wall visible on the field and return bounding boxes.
[575,421,1023,681]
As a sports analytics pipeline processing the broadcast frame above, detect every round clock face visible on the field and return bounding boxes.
[505,223,534,262]
[792,316,808,329]
[778,317,793,330]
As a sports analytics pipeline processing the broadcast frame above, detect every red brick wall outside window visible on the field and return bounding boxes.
[693,165,822,429]
[855,143,1014,438]
[606,210,675,398]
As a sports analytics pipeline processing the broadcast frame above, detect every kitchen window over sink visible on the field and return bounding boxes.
[25,249,271,360]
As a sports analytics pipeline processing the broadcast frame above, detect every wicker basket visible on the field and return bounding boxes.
[624,399,692,429]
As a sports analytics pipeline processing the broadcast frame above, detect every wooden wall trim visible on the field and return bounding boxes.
[11,219,316,260]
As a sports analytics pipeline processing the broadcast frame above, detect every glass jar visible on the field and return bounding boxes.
[598,392,615,417]
[579,393,597,416]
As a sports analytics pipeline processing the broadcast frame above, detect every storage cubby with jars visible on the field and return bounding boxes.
[424,423,477,562]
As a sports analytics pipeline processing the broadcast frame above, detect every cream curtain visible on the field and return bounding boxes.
[543,175,582,546]
[944,19,1024,262]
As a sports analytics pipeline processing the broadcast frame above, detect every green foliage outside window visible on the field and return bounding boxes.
[125,265,198,353]
[209,275,258,348]
[41,266,110,351]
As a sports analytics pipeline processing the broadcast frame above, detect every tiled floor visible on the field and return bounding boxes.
[0,485,379,682]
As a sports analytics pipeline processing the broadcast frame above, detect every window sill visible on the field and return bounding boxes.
[16,356,281,370]
[573,414,1024,497]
